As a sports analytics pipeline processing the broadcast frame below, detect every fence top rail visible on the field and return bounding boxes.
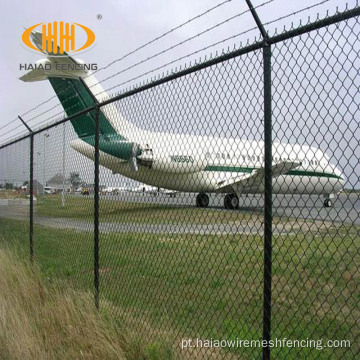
[0,4,359,151]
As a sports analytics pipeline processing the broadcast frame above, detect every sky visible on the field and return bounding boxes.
[0,0,359,188]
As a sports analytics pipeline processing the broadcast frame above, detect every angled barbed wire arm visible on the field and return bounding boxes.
[18,115,33,133]
[245,0,269,42]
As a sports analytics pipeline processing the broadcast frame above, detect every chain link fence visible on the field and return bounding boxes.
[0,4,359,359]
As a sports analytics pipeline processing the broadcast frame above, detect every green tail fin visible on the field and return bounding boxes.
[49,77,119,139]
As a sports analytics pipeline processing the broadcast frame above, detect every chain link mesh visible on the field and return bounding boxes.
[0,6,359,359]
[270,16,359,359]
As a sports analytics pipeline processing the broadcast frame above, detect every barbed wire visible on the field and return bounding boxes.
[0,118,18,132]
[0,129,29,145]
[15,0,268,126]
[15,0,235,121]
[91,0,234,76]
[20,0,274,126]
[1,22,261,136]
[95,2,273,88]
[0,0,351,144]
[263,0,329,28]
[80,0,335,100]
[101,26,259,96]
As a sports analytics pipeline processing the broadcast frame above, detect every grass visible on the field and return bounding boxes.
[343,188,360,194]
[0,189,28,199]
[0,217,358,359]
[35,194,263,225]
[0,244,173,360]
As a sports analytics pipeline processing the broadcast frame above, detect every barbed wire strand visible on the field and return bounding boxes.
[16,0,234,120]
[0,0,340,143]
[0,118,19,132]
[21,2,263,125]
[22,0,274,125]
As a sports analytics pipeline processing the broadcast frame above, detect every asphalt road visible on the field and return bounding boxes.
[100,192,360,225]
[0,193,358,236]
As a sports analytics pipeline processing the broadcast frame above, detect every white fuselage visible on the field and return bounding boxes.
[71,131,345,196]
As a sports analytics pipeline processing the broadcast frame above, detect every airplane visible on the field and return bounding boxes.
[132,184,159,195]
[101,186,121,195]
[160,188,177,198]
[132,184,177,197]
[20,32,345,209]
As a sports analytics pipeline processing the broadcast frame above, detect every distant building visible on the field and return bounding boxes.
[46,173,71,193]
[81,183,106,194]
[23,180,43,195]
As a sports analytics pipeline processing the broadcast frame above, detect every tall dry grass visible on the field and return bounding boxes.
[0,247,132,360]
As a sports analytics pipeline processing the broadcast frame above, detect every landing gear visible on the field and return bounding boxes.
[196,193,209,208]
[323,194,334,208]
[224,194,239,210]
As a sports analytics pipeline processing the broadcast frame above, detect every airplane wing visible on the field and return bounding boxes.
[216,161,301,193]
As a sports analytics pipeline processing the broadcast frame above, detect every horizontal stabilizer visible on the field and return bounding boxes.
[19,30,146,144]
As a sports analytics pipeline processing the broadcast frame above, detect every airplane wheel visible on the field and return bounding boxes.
[324,199,332,208]
[196,193,209,208]
[224,194,239,210]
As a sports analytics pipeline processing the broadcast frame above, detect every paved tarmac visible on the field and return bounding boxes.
[0,193,358,236]
[100,192,360,225]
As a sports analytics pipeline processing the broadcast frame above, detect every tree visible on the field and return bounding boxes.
[68,172,82,189]
[5,182,13,190]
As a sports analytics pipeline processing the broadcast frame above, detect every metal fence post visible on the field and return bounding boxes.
[78,77,100,309]
[263,44,272,360]
[62,123,66,207]
[29,133,34,262]
[94,105,100,309]
[245,2,273,358]
[18,115,34,263]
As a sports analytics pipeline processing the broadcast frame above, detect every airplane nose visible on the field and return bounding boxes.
[335,166,344,179]
[334,166,346,188]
